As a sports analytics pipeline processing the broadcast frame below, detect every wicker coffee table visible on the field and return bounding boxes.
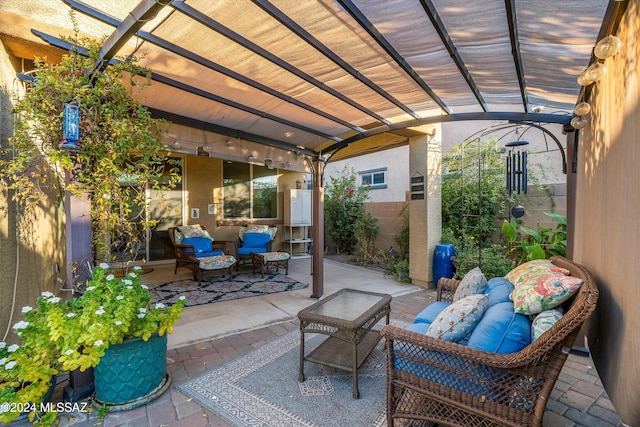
[297,288,392,398]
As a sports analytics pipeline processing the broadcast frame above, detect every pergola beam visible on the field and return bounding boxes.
[252,0,420,119]
[63,0,366,134]
[335,0,452,114]
[170,0,390,125]
[418,0,488,112]
[504,0,530,112]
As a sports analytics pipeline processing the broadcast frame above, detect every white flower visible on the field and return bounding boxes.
[47,297,61,303]
[178,296,186,301]
[4,361,16,369]
[0,358,6,365]
[8,344,19,353]
[137,313,146,319]
[95,308,106,315]
[128,272,137,278]
[67,312,76,318]
[94,340,104,347]
[155,303,166,309]
[41,291,54,297]
[99,263,109,269]
[116,295,124,300]
[141,285,149,290]
[123,279,132,285]
[64,350,74,356]
[114,321,122,326]
[13,321,29,330]
[85,286,96,291]
[138,308,147,313]
[21,306,33,313]
[127,286,133,290]
[106,274,115,281]
[0,342,5,349]
[133,266,142,271]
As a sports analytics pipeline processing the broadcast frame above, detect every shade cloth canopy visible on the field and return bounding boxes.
[1,0,618,158]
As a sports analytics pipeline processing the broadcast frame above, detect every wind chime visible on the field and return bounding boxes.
[505,140,529,195]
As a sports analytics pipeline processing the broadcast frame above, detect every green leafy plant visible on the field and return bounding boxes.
[1,22,179,264]
[502,212,567,264]
[0,265,185,425]
[324,166,369,254]
[353,211,380,263]
[385,257,411,283]
[394,203,410,258]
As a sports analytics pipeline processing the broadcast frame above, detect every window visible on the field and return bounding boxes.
[359,167,387,189]
[223,162,277,219]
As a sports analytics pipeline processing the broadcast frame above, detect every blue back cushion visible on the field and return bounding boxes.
[483,277,515,308]
[242,232,271,249]
[467,302,531,354]
[182,237,213,254]
[413,301,451,324]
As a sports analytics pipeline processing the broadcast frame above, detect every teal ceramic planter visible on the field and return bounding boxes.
[94,333,167,406]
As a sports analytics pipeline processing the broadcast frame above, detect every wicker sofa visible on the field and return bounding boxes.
[380,256,599,427]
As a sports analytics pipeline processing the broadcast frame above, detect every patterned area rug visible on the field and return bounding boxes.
[149,273,308,307]
[178,329,388,427]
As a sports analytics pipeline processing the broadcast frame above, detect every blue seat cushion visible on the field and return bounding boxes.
[483,277,515,308]
[406,322,431,334]
[182,237,213,254]
[198,250,224,258]
[413,301,451,324]
[467,302,531,354]
[238,232,271,255]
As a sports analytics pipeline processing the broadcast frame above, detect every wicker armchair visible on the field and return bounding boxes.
[381,256,599,427]
[168,226,236,275]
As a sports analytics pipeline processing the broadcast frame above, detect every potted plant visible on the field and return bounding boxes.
[50,264,185,407]
[0,301,60,426]
[0,265,185,425]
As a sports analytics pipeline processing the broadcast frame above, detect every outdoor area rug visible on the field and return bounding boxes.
[177,329,389,427]
[149,273,308,307]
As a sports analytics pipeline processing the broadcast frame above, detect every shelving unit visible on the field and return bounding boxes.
[284,189,312,259]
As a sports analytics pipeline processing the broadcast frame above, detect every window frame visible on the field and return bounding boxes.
[359,167,387,190]
[222,162,278,220]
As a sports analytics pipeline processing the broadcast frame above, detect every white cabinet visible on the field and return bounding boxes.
[284,189,312,258]
[284,189,312,225]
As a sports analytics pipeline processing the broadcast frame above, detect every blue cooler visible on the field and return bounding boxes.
[432,243,456,284]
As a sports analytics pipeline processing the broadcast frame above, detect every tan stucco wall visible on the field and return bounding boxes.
[0,40,64,343]
[573,1,640,423]
[364,201,407,256]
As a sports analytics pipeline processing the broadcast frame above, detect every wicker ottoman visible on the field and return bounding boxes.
[251,251,290,277]
[194,254,236,284]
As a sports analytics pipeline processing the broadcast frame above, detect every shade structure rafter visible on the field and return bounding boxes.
[63,0,368,136]
[169,0,392,125]
[504,0,530,112]
[31,29,337,152]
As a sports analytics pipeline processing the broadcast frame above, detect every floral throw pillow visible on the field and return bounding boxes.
[239,224,272,240]
[179,225,213,240]
[505,259,569,287]
[426,293,489,342]
[511,274,583,315]
[453,267,487,302]
[531,307,564,341]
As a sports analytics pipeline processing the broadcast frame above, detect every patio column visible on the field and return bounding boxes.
[63,171,95,401]
[408,130,441,287]
[311,159,324,298]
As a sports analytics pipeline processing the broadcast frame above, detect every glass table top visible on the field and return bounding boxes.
[306,289,387,321]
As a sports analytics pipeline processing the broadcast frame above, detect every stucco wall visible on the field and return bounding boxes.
[0,40,64,343]
[573,1,640,423]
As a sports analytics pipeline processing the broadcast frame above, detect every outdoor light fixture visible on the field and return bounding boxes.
[585,62,607,82]
[264,158,275,169]
[247,154,255,161]
[284,160,292,168]
[570,116,588,130]
[573,102,591,116]
[594,35,622,59]
[505,140,529,195]
[172,139,181,149]
[226,138,234,146]
[203,142,212,152]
